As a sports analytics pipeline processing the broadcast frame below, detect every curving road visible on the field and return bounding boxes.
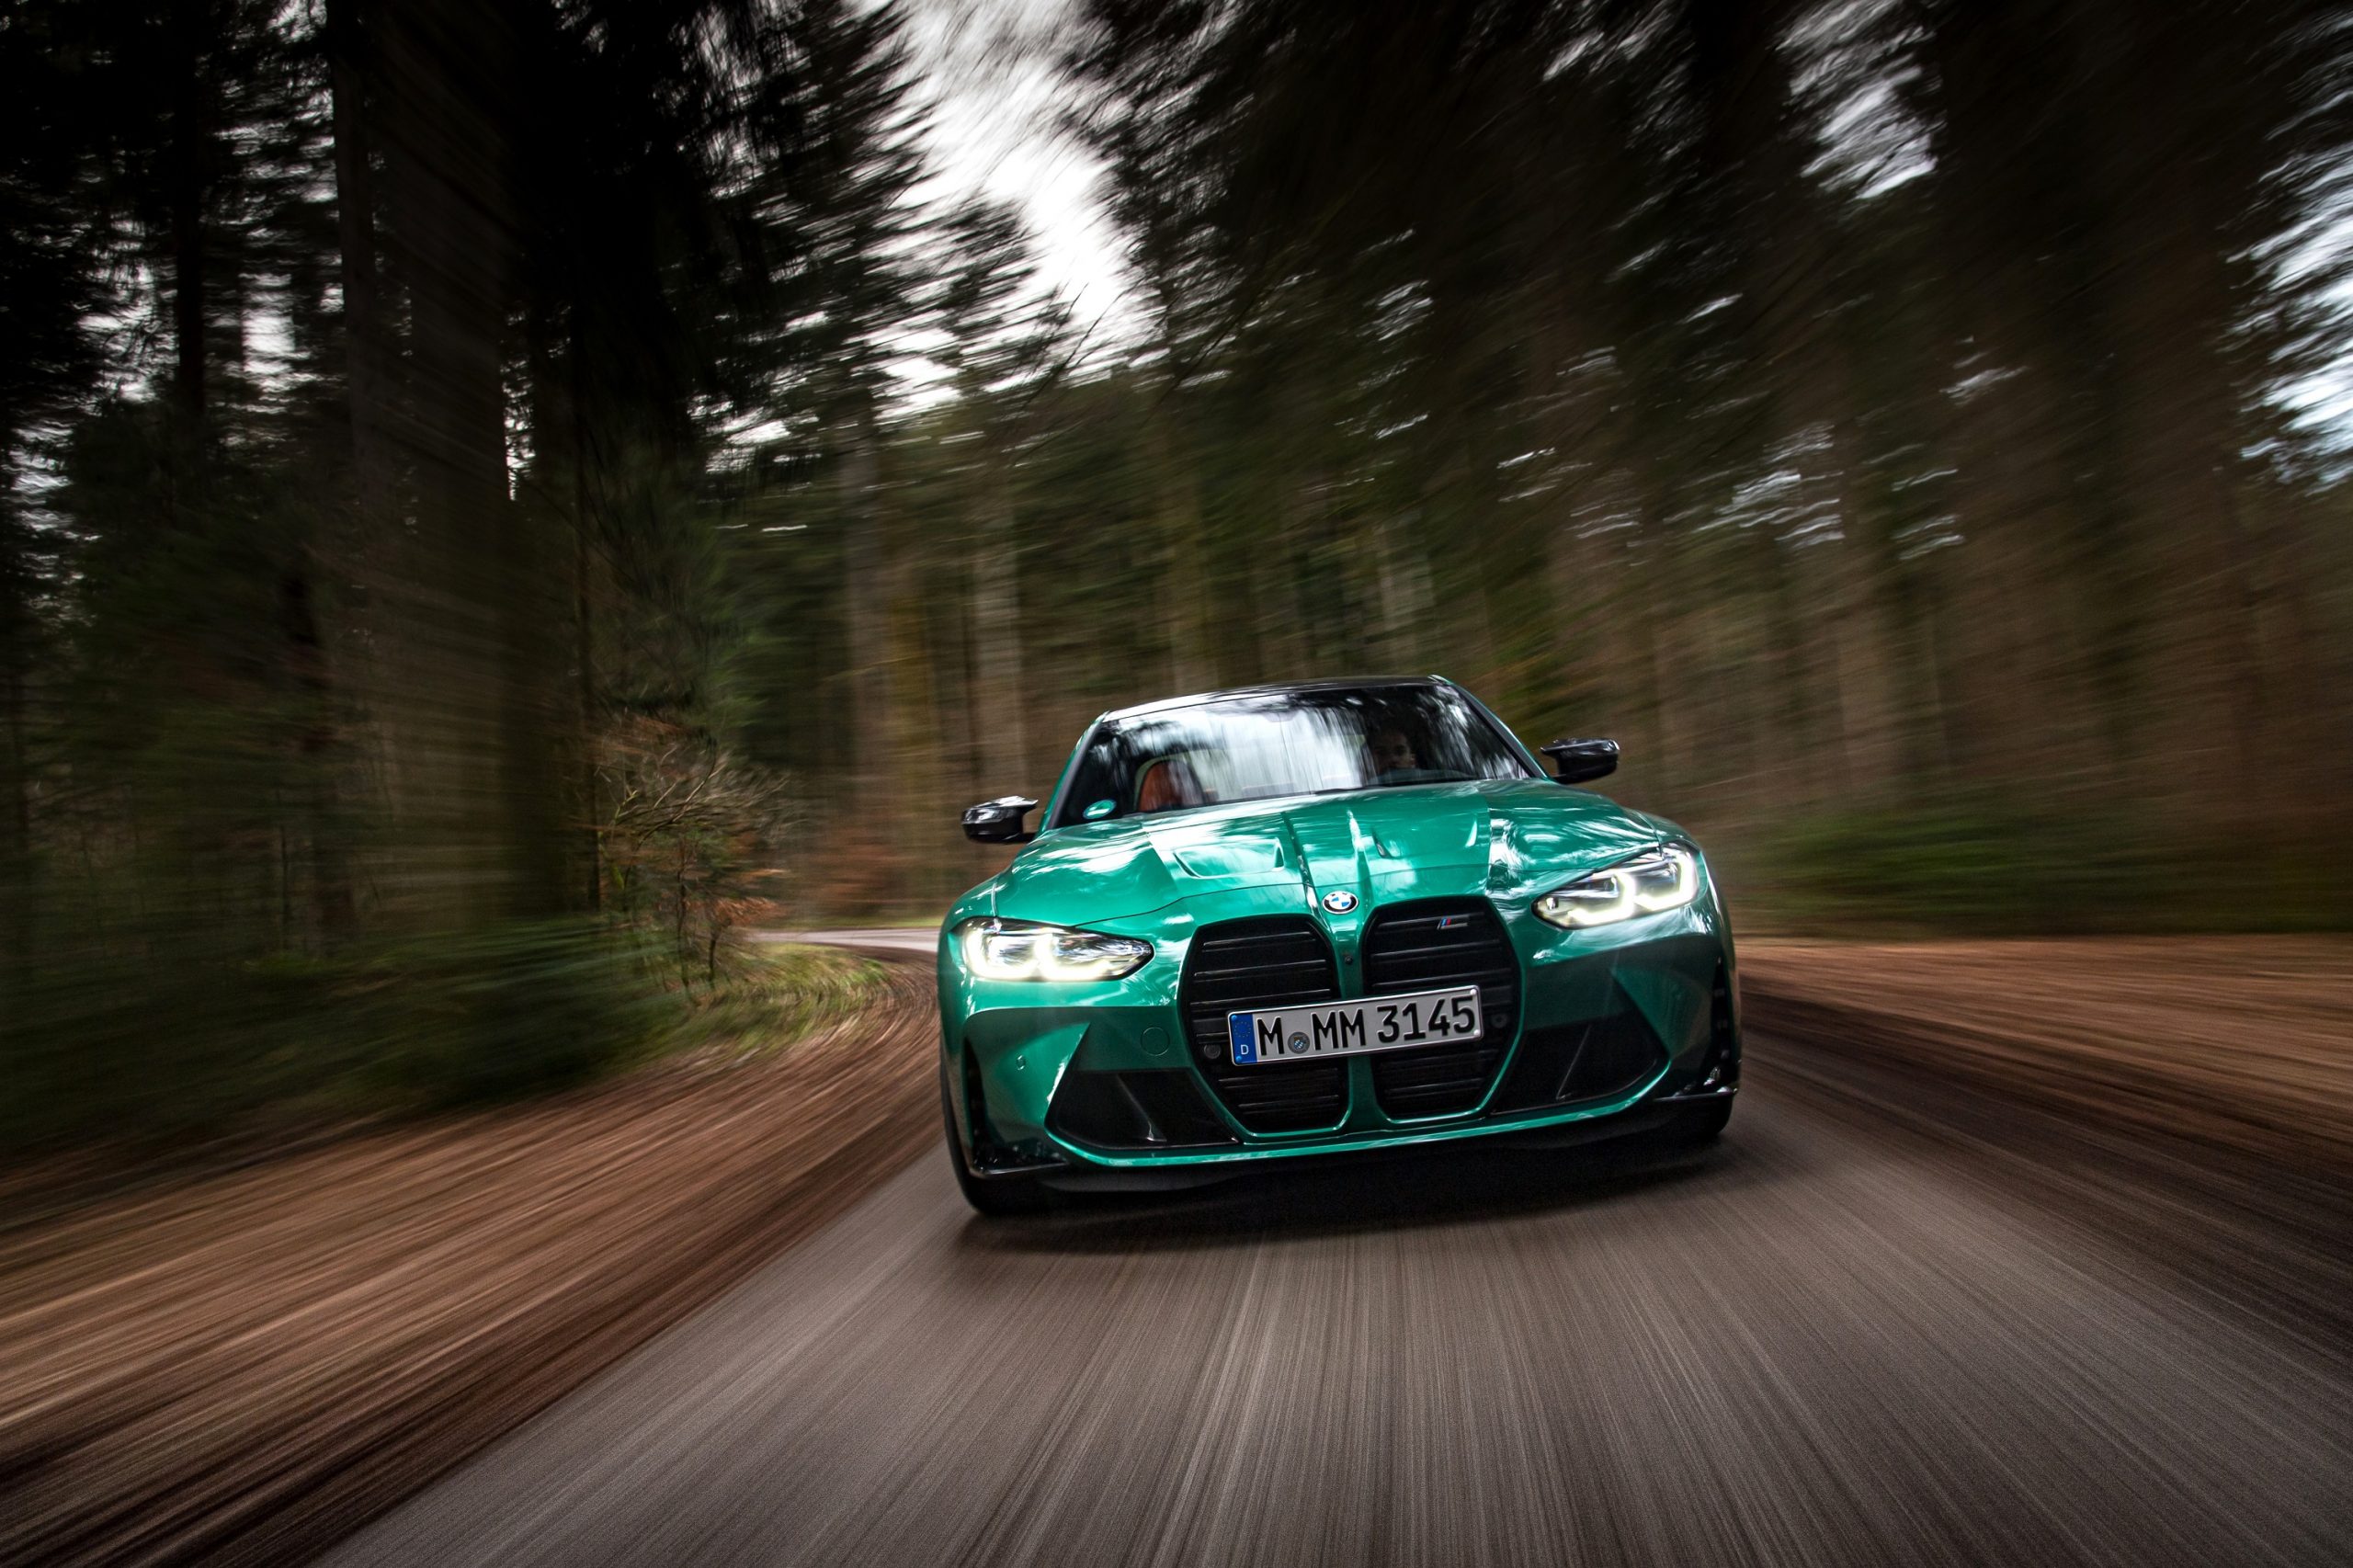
[324,941,2353,1568]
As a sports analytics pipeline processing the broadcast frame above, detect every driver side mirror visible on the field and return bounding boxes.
[1540,737,1620,784]
[962,795,1039,845]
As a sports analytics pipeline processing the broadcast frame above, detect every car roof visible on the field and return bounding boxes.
[1095,675,1453,724]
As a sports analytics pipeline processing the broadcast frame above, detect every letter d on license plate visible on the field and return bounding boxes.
[1228,985,1482,1065]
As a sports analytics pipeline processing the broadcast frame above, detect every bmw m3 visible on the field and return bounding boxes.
[938,676,1739,1213]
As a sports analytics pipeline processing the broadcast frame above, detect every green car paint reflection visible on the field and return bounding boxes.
[937,676,1739,1214]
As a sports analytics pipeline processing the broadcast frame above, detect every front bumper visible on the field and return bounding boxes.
[940,895,1737,1189]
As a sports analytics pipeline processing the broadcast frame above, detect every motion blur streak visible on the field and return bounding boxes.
[5,0,2351,1138]
[3,0,2350,1563]
[325,1029,2353,1568]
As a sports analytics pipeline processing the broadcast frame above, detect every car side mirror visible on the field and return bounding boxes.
[1540,737,1620,784]
[963,795,1040,844]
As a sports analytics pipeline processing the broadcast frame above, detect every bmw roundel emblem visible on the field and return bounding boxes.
[1321,890,1358,914]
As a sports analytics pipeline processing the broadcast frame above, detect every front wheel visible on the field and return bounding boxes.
[941,1062,1050,1216]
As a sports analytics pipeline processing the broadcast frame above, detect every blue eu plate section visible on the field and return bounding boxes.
[1230,1012,1261,1065]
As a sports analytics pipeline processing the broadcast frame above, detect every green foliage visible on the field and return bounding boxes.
[1750,796,2352,936]
[0,0,934,1160]
[1755,796,2168,935]
[0,924,344,1153]
[0,912,778,1152]
[0,915,635,1151]
[662,942,892,1062]
[348,920,665,1107]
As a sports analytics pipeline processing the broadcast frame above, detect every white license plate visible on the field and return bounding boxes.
[1228,986,1483,1065]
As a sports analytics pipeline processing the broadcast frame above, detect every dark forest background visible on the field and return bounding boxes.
[5,0,2350,1151]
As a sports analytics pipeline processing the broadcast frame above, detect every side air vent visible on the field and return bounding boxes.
[1360,899,1518,1118]
[1490,1007,1666,1112]
[1048,1069,1238,1150]
[1179,916,1347,1133]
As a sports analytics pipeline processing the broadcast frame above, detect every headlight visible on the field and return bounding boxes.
[1533,844,1699,928]
[956,917,1154,982]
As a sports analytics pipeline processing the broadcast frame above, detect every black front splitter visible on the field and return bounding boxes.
[1035,1098,1703,1194]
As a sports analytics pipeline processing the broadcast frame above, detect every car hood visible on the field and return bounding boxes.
[985,779,1668,926]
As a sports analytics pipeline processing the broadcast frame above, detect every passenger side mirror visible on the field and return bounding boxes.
[1540,737,1620,784]
[963,795,1040,844]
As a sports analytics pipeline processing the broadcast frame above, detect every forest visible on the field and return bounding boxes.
[4,0,2349,1151]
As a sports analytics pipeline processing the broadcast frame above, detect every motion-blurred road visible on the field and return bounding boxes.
[749,928,939,958]
[324,946,2353,1568]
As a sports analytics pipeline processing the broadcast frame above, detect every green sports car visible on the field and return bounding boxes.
[938,676,1739,1214]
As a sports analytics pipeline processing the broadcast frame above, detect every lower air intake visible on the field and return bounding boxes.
[1491,1007,1666,1112]
[1047,1069,1238,1150]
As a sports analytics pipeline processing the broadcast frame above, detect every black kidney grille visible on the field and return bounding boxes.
[1361,899,1518,1118]
[1180,916,1347,1132]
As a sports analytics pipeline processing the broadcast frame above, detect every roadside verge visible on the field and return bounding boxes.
[1740,937,2353,1178]
[0,957,938,1568]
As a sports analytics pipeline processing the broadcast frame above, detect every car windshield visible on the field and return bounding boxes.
[1049,685,1535,827]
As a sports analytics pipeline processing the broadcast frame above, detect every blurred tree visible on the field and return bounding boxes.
[0,2,108,888]
[936,199,1083,793]
[1025,0,2353,907]
[721,0,930,903]
[6,0,2353,1149]
[0,0,943,1146]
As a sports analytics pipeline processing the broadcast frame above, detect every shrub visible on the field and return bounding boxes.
[1760,793,2169,935]
[349,919,665,1108]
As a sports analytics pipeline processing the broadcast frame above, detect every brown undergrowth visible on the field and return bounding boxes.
[0,959,937,1567]
[1741,937,2353,1177]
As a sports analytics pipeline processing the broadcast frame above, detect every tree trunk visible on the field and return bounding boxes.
[329,0,392,512]
[573,335,599,913]
[0,488,28,876]
[377,0,559,926]
[838,431,898,805]
[311,0,385,942]
[167,20,209,429]
[1150,412,1211,694]
[531,305,603,917]
[970,455,1027,790]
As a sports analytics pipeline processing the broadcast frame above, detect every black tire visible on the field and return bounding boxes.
[941,1061,1050,1216]
[1673,1096,1734,1145]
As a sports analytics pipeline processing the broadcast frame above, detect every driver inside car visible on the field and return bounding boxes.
[1364,728,1421,780]
[1135,755,1206,813]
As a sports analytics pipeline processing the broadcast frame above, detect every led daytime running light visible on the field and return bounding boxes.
[1534,844,1700,929]
[958,917,1153,982]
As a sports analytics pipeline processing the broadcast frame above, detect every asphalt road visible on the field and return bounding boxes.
[752,927,938,957]
[322,973,2353,1567]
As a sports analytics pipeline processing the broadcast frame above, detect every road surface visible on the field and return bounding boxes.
[752,927,938,957]
[324,956,2353,1567]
